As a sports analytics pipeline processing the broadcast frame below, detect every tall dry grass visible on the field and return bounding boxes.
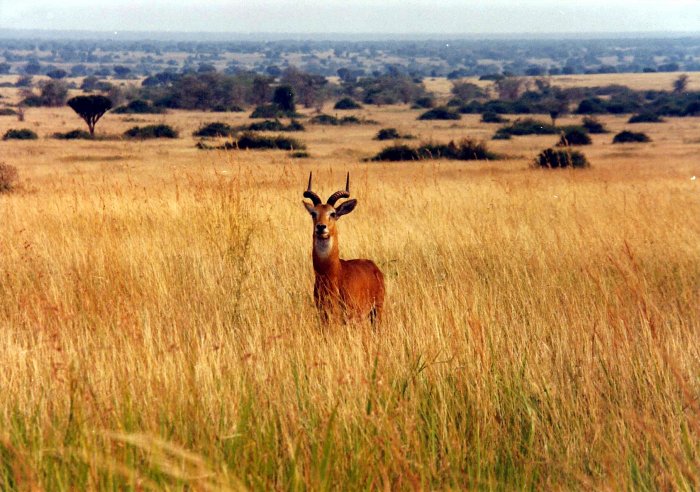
[0,101,698,490]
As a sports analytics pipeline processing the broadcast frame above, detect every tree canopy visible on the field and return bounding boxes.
[67,95,113,136]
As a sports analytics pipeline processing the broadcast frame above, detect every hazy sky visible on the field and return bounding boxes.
[1,0,699,35]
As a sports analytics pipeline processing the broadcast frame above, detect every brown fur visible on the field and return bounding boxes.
[304,201,385,324]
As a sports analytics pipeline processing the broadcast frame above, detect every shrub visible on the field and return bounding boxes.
[205,133,306,151]
[481,111,508,123]
[290,151,310,158]
[582,116,609,134]
[0,163,19,193]
[212,104,244,112]
[248,119,284,131]
[0,108,17,116]
[628,112,664,123]
[285,119,306,132]
[113,99,166,114]
[193,122,236,137]
[576,98,607,114]
[250,104,298,118]
[494,118,558,138]
[370,144,417,161]
[370,138,498,161]
[124,124,178,139]
[412,96,435,109]
[451,81,487,101]
[333,98,362,110]
[309,114,370,126]
[684,101,700,116]
[3,128,38,140]
[557,127,592,146]
[535,148,590,168]
[417,107,460,120]
[374,128,414,141]
[52,129,93,139]
[21,80,68,107]
[247,119,305,132]
[612,131,651,143]
[375,128,401,140]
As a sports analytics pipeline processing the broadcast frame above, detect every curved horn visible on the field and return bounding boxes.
[303,171,322,205]
[327,172,351,206]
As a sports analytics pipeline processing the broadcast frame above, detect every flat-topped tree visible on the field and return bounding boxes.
[67,95,112,136]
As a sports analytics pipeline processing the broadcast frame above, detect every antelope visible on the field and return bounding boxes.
[303,172,385,324]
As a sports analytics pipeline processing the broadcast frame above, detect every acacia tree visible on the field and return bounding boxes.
[67,95,112,136]
[494,76,527,100]
[272,85,296,112]
[673,74,689,94]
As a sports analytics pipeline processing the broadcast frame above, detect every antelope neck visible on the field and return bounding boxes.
[313,235,341,277]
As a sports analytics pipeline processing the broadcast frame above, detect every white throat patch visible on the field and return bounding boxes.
[314,236,333,258]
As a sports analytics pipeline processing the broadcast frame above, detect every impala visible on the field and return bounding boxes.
[303,172,385,324]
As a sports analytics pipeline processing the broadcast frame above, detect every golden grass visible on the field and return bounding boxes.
[423,71,700,99]
[0,98,699,489]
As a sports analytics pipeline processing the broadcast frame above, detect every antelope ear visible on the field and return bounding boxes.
[335,199,357,218]
[303,201,316,216]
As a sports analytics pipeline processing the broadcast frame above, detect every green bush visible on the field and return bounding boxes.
[612,131,651,143]
[234,133,304,150]
[481,111,507,123]
[193,122,236,137]
[535,148,590,168]
[212,104,244,112]
[417,107,460,120]
[628,112,664,123]
[250,104,298,119]
[285,119,305,132]
[412,97,435,109]
[247,119,305,132]
[557,127,592,146]
[370,138,498,161]
[0,163,19,193]
[3,128,38,140]
[494,118,558,138]
[582,116,609,134]
[370,144,417,161]
[124,124,178,139]
[53,129,93,140]
[203,133,306,151]
[309,114,369,125]
[333,98,362,110]
[375,128,401,140]
[113,99,166,114]
[374,128,414,141]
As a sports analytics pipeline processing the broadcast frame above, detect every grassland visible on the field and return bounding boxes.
[424,71,700,98]
[0,75,699,489]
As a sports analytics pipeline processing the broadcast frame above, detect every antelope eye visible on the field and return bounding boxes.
[310,211,317,219]
[330,212,337,219]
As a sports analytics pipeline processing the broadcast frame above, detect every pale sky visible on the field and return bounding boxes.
[0,0,699,35]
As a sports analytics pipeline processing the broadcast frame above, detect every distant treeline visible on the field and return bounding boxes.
[0,35,698,78]
[10,62,699,120]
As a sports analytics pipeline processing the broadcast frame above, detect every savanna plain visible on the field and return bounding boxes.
[0,73,699,490]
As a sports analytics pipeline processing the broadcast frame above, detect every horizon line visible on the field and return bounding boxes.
[1,27,699,40]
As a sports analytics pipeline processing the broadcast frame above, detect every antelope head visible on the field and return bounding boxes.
[303,172,357,251]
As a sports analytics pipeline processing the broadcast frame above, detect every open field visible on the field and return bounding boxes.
[0,89,699,489]
[423,71,700,98]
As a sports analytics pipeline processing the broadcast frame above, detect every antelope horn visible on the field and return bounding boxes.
[327,172,351,206]
[303,171,322,205]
